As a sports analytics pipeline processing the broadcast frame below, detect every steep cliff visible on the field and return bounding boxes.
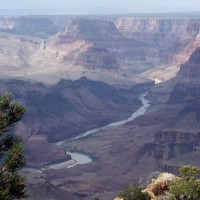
[1,16,200,85]
[140,47,200,173]
[175,47,200,84]
[115,18,200,39]
[115,18,200,81]
[27,17,149,86]
[67,18,121,38]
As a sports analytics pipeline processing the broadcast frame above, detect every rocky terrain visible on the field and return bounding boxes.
[0,77,143,167]
[149,47,200,171]
[0,15,200,200]
[1,16,200,86]
[115,172,179,200]
[25,35,200,200]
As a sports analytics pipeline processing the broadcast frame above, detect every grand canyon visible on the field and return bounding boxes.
[0,14,200,199]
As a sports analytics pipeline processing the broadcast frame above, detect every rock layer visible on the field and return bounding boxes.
[1,15,200,200]
[2,16,200,85]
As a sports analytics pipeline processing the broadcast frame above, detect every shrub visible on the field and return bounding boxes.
[119,183,151,200]
[169,165,200,200]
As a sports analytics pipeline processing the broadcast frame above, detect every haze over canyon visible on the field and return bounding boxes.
[0,14,200,199]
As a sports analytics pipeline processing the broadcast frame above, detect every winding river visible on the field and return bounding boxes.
[49,92,151,170]
[73,92,151,140]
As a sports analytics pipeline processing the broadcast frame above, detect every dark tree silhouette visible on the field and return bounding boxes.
[0,93,26,199]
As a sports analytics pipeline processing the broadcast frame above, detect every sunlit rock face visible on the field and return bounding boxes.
[115,18,200,81]
[2,16,200,85]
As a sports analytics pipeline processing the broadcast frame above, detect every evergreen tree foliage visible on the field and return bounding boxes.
[0,93,26,200]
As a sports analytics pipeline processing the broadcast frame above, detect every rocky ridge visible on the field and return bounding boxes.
[0,77,143,166]
[136,47,200,174]
[2,16,200,86]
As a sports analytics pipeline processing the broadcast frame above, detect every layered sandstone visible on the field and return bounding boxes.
[115,18,200,81]
[1,16,200,86]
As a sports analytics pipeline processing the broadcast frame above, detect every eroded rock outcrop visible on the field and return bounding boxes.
[115,173,178,200]
[1,16,200,85]
[115,18,200,81]
[143,173,178,200]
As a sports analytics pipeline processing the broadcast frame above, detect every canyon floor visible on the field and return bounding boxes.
[0,14,200,199]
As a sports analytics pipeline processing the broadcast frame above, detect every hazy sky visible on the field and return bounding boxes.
[1,0,200,14]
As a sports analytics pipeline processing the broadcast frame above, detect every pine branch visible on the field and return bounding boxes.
[0,92,26,199]
[3,143,25,172]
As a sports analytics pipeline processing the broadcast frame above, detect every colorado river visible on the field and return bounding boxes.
[73,92,151,140]
[40,152,92,170]
[24,92,152,171]
[22,92,151,172]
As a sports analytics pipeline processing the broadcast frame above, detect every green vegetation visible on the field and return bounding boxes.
[116,165,200,200]
[119,183,151,200]
[0,93,26,199]
[169,165,200,200]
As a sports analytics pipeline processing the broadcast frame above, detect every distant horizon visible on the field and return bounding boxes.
[1,0,200,16]
[0,8,200,17]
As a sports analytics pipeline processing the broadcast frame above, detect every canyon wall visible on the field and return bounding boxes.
[0,15,200,200]
[114,18,200,80]
[141,46,200,174]
[1,16,200,85]
[51,42,200,199]
[0,77,143,166]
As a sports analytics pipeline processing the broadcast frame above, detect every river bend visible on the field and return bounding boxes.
[52,92,151,169]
